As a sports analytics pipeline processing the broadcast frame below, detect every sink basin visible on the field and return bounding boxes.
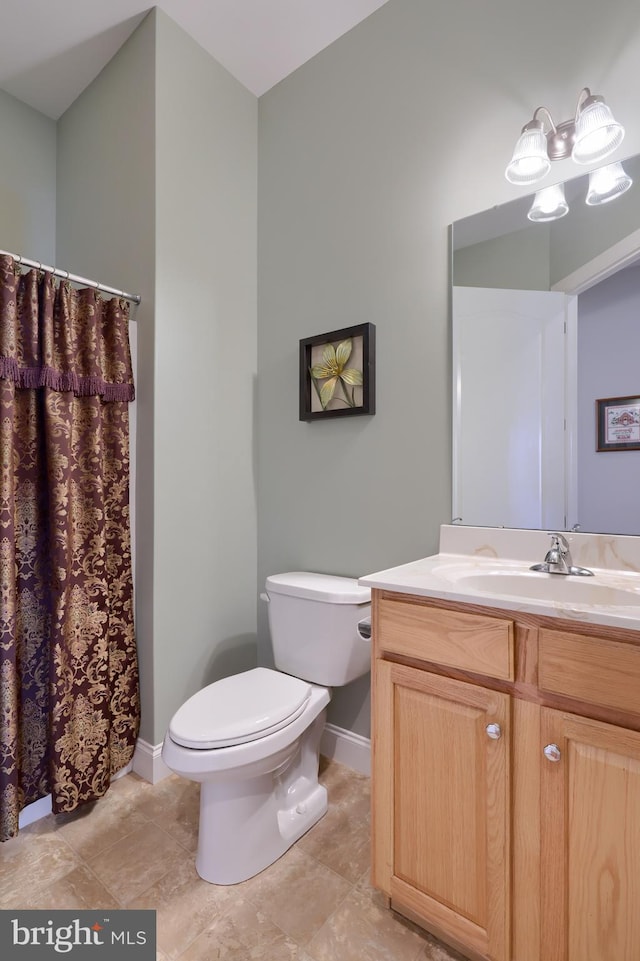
[455,572,640,607]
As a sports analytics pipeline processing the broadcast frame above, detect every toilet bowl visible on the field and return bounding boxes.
[161,572,371,885]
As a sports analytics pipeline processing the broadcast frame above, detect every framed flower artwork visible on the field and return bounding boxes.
[299,323,376,421]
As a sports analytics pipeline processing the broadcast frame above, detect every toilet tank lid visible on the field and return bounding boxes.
[265,572,371,604]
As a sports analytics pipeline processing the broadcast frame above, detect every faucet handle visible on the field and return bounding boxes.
[548,532,569,552]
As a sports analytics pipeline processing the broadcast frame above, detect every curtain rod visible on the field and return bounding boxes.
[0,248,141,306]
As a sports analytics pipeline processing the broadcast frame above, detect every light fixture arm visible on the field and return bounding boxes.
[522,105,573,161]
[524,88,596,136]
[574,86,599,120]
[531,105,557,135]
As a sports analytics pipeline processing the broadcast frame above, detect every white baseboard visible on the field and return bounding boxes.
[132,738,173,784]
[19,793,53,830]
[320,722,371,776]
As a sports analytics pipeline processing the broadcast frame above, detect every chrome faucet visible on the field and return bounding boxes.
[530,532,594,576]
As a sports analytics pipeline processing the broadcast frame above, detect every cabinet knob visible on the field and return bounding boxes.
[486,723,502,740]
[543,743,562,762]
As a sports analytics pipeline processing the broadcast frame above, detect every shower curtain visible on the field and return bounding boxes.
[0,253,140,841]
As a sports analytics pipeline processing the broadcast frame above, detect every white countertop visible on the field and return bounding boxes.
[359,526,640,632]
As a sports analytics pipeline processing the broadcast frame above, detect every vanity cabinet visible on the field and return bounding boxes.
[371,589,640,961]
[374,660,511,961]
[540,709,640,961]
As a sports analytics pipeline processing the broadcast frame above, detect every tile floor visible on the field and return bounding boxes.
[0,758,466,961]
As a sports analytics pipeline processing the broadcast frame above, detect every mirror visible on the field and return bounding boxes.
[451,153,640,535]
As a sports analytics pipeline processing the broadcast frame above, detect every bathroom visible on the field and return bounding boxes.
[2,0,640,958]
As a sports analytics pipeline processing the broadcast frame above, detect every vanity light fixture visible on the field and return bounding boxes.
[527,183,569,222]
[506,88,632,221]
[506,88,625,185]
[585,161,633,205]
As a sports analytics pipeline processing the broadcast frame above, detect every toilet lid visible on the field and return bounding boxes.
[169,667,312,749]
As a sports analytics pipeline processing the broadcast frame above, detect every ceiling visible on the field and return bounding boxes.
[0,0,390,120]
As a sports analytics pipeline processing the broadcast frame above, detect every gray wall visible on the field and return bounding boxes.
[0,89,56,261]
[257,0,640,734]
[56,10,258,745]
[454,226,552,291]
[56,14,158,744]
[153,11,258,741]
[578,266,640,534]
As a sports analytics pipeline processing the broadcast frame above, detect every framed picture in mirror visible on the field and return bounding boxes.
[596,395,640,451]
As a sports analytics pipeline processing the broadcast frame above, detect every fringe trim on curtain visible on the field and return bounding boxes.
[0,356,135,402]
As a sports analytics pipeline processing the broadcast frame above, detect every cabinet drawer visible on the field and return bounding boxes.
[539,628,640,716]
[377,597,514,680]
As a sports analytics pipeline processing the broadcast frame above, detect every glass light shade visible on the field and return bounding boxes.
[505,125,551,185]
[572,99,625,165]
[527,183,569,222]
[586,162,633,205]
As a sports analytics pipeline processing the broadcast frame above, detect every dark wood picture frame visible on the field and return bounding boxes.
[299,323,376,421]
[596,394,640,451]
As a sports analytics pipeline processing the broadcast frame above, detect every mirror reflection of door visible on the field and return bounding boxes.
[452,286,576,530]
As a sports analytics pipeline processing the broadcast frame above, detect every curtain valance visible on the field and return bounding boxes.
[0,254,134,402]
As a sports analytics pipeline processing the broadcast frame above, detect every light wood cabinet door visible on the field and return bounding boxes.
[540,708,640,961]
[373,660,511,961]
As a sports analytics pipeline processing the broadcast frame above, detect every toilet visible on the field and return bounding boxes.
[161,572,371,884]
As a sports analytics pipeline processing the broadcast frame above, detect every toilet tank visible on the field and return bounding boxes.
[265,572,372,687]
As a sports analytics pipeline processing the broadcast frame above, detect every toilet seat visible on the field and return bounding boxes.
[168,667,312,749]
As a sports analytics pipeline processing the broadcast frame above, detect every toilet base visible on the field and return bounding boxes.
[195,710,327,884]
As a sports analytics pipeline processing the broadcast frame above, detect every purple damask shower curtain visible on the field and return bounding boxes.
[0,253,140,841]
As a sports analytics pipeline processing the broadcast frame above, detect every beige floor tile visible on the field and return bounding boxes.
[319,757,370,807]
[302,814,370,883]
[297,775,370,883]
[357,875,466,961]
[416,931,469,961]
[178,896,305,961]
[241,845,351,945]
[2,759,461,961]
[129,774,190,816]
[127,857,237,960]
[86,821,190,906]
[0,817,80,906]
[133,775,200,853]
[54,790,151,859]
[109,771,156,800]
[306,881,429,961]
[350,874,465,961]
[4,863,121,910]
